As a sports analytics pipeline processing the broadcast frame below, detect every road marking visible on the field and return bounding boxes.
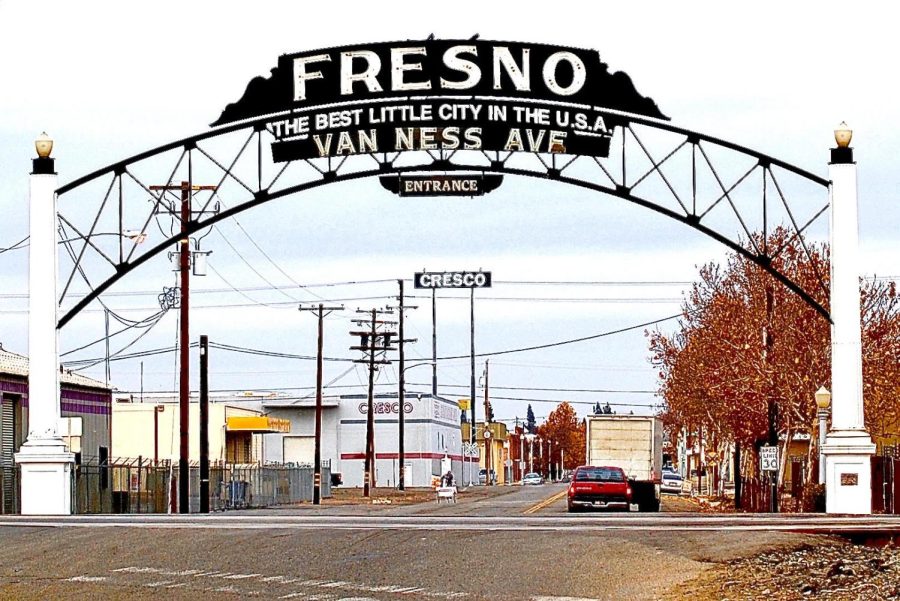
[105,565,470,599]
[532,597,601,601]
[523,490,567,514]
[67,575,107,582]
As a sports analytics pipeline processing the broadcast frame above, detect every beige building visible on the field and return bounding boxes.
[112,393,289,464]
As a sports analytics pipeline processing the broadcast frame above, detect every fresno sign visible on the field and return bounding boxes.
[213,39,666,162]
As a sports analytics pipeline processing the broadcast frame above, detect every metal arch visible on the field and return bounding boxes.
[55,115,832,330]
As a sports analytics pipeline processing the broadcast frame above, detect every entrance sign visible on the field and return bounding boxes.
[414,271,492,289]
[760,445,778,472]
[380,174,503,197]
[213,39,667,162]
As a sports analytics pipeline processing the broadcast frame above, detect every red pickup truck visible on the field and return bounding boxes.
[567,465,632,512]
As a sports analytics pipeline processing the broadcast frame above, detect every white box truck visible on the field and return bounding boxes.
[584,415,663,511]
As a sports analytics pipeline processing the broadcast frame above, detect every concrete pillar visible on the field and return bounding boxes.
[822,126,876,514]
[15,135,75,515]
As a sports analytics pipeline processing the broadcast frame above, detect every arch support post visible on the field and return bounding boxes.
[822,133,875,514]
[15,142,75,515]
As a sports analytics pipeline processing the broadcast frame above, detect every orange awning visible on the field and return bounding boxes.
[226,416,291,433]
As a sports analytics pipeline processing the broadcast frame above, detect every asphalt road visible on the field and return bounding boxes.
[0,484,894,600]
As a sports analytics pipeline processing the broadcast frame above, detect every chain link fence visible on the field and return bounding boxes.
[0,460,331,514]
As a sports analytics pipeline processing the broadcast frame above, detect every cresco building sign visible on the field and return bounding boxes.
[414,271,492,289]
[213,39,666,162]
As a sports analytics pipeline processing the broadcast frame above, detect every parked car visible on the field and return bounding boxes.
[522,472,544,485]
[567,465,631,512]
[478,468,497,485]
[660,471,684,495]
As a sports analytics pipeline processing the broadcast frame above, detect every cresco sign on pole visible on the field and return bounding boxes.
[414,271,492,289]
[212,39,666,162]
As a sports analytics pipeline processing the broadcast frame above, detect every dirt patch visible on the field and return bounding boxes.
[323,487,437,506]
[668,540,900,600]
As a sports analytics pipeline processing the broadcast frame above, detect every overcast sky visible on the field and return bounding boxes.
[1,1,897,425]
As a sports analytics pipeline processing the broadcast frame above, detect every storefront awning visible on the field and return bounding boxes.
[226,416,291,433]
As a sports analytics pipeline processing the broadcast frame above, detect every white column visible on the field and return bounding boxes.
[15,147,75,515]
[822,135,875,515]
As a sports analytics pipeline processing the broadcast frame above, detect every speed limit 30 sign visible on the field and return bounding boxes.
[760,445,778,472]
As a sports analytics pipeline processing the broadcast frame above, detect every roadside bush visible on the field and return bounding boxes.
[800,483,826,512]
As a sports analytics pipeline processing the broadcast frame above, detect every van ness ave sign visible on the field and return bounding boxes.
[213,39,666,163]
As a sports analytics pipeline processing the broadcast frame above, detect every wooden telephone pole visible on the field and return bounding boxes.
[299,303,343,504]
[149,181,216,514]
[350,309,396,497]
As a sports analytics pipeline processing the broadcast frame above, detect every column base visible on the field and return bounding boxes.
[822,430,876,515]
[14,439,75,515]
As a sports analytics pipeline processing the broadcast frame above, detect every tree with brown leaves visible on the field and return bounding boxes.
[648,227,899,491]
[535,402,585,475]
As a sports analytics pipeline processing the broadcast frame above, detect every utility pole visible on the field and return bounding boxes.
[697,425,703,496]
[199,335,209,513]
[469,287,476,485]
[483,359,491,485]
[432,287,438,397]
[764,284,779,513]
[391,280,417,491]
[150,181,216,514]
[299,303,343,504]
[518,423,524,483]
[351,309,395,497]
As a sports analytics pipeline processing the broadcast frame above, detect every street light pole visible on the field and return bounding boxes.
[398,360,434,489]
[525,433,536,474]
[823,123,876,514]
[519,430,524,483]
[199,335,209,514]
[815,387,831,485]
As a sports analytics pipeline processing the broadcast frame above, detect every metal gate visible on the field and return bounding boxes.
[872,455,899,514]
[1,397,18,514]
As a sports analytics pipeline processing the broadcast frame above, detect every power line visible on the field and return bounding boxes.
[59,312,680,368]
[407,382,655,394]
[60,310,167,357]
[212,225,301,302]
[436,313,682,360]
[207,261,284,309]
[488,395,660,406]
[492,279,691,286]
[0,236,29,254]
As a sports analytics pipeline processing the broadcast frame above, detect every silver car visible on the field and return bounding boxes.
[522,472,544,485]
[660,471,684,495]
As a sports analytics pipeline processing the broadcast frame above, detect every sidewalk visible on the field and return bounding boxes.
[317,483,519,507]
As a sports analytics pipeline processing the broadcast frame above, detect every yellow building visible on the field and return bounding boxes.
[112,394,289,464]
[461,421,509,484]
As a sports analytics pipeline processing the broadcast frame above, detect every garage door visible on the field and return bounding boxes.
[283,436,314,465]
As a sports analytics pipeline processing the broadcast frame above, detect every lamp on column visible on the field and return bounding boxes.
[834,122,852,148]
[815,386,831,484]
[831,122,853,163]
[33,132,55,174]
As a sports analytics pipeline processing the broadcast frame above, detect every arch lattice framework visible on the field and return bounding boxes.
[55,114,831,330]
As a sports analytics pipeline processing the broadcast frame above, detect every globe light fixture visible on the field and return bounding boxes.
[833,122,852,148]
[35,132,53,158]
[815,386,832,410]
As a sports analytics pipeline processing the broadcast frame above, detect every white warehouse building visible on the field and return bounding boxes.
[263,392,463,488]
